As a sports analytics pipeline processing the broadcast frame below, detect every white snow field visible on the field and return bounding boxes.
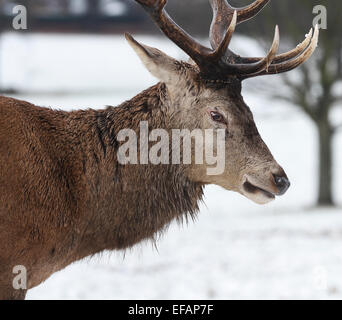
[1,33,341,299]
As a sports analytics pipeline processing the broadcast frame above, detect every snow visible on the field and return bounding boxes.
[1,32,341,299]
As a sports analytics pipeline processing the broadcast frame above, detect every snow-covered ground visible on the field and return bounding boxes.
[1,33,342,299]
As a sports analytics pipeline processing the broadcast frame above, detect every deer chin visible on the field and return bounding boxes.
[241,180,276,205]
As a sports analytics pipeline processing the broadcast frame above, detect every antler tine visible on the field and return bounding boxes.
[209,0,232,49]
[242,25,319,79]
[225,25,279,75]
[272,28,313,64]
[208,10,237,62]
[265,25,319,74]
[135,0,212,67]
[239,28,313,64]
[209,0,270,49]
[237,0,271,24]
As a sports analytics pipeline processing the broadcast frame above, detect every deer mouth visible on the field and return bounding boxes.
[242,180,276,204]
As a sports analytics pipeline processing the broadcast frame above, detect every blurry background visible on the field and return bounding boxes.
[1,0,341,299]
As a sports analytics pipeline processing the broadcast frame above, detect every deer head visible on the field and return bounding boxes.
[126,0,319,204]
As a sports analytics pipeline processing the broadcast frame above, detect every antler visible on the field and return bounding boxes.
[209,0,270,49]
[135,0,319,80]
[134,0,212,69]
[236,26,319,80]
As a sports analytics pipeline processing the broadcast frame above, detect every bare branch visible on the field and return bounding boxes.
[279,73,319,122]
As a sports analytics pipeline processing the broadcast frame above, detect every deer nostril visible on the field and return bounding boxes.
[273,175,290,196]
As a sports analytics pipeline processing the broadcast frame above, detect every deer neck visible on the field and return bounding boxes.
[68,83,204,261]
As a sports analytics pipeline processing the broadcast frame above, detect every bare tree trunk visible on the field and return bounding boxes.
[317,120,334,206]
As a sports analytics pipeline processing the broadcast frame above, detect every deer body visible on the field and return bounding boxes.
[0,0,318,299]
[0,85,205,299]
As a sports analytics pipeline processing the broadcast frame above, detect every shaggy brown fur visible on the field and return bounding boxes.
[0,83,206,299]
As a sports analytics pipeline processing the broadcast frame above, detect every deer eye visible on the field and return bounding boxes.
[210,111,225,123]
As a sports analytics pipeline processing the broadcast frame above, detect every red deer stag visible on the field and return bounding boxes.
[0,0,318,299]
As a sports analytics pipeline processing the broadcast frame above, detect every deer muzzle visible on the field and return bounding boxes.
[241,168,290,204]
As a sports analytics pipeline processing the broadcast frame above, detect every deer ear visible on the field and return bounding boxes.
[125,33,181,85]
